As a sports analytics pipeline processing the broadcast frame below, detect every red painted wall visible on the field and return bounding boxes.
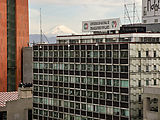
[15,0,29,90]
[0,0,7,92]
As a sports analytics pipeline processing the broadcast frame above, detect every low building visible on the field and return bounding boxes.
[143,87,160,120]
[0,87,32,120]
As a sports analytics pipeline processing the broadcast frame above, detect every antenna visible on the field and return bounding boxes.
[124,0,140,24]
[40,8,43,43]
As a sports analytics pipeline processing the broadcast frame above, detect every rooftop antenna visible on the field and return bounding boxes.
[124,0,140,24]
[40,8,43,43]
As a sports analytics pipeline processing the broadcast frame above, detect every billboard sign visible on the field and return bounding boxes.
[82,18,120,32]
[143,0,160,17]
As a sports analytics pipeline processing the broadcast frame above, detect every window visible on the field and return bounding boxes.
[107,79,112,86]
[138,51,141,58]
[138,65,141,72]
[121,80,129,88]
[146,79,149,86]
[93,78,98,85]
[154,65,157,71]
[34,51,38,57]
[113,108,120,115]
[94,92,98,98]
[154,79,157,85]
[87,64,92,71]
[114,94,119,101]
[106,65,112,71]
[146,66,149,72]
[138,80,141,87]
[100,92,105,99]
[121,95,128,102]
[120,51,128,58]
[121,109,129,117]
[75,90,80,96]
[99,51,105,57]
[155,19,158,23]
[87,104,93,111]
[139,110,142,117]
[154,51,156,57]
[106,106,113,115]
[146,51,149,57]
[113,79,119,87]
[121,66,128,72]
[93,65,98,71]
[81,77,86,83]
[81,51,86,57]
[107,93,112,100]
[87,77,92,84]
[100,65,105,71]
[81,64,86,71]
[76,103,80,109]
[82,104,86,110]
[87,91,92,97]
[75,64,80,71]
[70,102,74,108]
[33,63,39,69]
[143,20,147,23]
[93,51,98,58]
[99,78,105,85]
[113,51,119,58]
[106,51,111,58]
[70,64,74,70]
[113,66,119,72]
[81,91,86,96]
[139,95,141,102]
[59,51,63,57]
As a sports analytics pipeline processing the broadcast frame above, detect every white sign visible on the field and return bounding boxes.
[143,0,160,17]
[82,18,120,32]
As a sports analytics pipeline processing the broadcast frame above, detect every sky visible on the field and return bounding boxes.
[29,0,142,34]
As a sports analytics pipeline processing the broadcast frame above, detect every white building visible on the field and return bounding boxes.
[142,0,160,24]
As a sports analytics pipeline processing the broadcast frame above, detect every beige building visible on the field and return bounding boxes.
[0,87,32,120]
[143,87,160,120]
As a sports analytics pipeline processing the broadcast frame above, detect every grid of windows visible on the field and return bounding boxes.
[33,44,129,120]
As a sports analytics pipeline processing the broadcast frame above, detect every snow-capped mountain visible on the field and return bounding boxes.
[47,25,77,37]
[29,25,76,45]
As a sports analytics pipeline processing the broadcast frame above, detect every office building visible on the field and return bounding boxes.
[0,0,29,92]
[32,32,160,120]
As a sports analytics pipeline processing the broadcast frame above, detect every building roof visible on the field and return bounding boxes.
[0,92,18,107]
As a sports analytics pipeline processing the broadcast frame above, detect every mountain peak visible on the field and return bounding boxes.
[47,25,77,36]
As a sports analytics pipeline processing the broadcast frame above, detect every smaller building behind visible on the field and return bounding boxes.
[143,87,160,120]
[0,86,32,120]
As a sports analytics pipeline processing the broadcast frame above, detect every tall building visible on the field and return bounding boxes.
[142,0,160,24]
[32,32,160,120]
[0,0,29,92]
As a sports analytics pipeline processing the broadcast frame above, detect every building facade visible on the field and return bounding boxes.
[23,47,33,84]
[142,0,160,24]
[32,33,160,120]
[0,87,32,120]
[0,0,29,92]
[143,87,160,120]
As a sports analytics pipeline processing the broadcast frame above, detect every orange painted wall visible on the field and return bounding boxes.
[0,0,7,92]
[15,0,29,90]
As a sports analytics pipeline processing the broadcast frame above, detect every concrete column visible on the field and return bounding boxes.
[143,97,150,120]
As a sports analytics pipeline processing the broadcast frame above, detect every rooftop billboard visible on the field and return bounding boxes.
[82,18,120,32]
